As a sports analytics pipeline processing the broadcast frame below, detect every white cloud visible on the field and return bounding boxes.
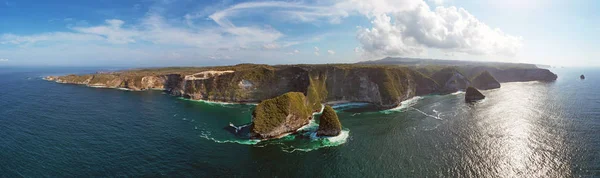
[0,58,8,62]
[208,54,232,60]
[287,49,300,55]
[73,19,138,44]
[208,1,349,25]
[428,0,445,6]
[355,0,523,58]
[262,43,280,50]
[0,0,524,65]
[354,47,363,53]
[0,32,103,45]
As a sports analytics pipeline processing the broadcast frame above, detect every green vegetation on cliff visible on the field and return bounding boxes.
[251,92,312,136]
[307,71,328,112]
[369,67,410,104]
[60,74,91,83]
[48,61,557,109]
[317,105,342,137]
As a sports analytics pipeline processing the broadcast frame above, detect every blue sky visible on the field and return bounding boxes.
[0,0,599,67]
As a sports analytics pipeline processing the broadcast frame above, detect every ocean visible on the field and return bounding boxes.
[0,67,598,177]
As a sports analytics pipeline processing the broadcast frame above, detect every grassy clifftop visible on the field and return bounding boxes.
[251,92,312,139]
[47,62,556,109]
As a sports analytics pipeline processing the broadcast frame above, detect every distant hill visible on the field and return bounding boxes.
[357,57,538,69]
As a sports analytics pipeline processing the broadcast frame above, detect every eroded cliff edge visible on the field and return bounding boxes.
[45,63,557,109]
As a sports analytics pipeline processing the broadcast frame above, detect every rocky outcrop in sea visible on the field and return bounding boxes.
[317,105,342,137]
[465,87,485,102]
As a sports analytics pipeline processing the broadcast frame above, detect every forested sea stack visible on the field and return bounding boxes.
[317,105,342,137]
[250,92,313,140]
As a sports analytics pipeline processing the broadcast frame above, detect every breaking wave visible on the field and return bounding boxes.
[380,96,423,114]
[177,97,257,106]
[190,101,350,153]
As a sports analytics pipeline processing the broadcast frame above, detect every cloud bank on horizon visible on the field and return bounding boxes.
[0,0,594,66]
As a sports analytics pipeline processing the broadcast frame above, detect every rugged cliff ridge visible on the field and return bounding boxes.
[471,71,501,90]
[46,64,439,109]
[45,63,557,109]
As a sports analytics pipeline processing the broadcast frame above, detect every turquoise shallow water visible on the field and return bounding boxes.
[0,67,598,177]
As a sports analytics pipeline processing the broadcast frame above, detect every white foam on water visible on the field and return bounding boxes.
[451,91,465,95]
[281,129,351,153]
[331,102,371,109]
[409,107,443,120]
[381,96,423,114]
[178,97,257,106]
[325,130,350,144]
[199,134,261,145]
[117,88,131,91]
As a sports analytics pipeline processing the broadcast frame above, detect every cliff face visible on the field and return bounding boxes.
[471,71,501,90]
[46,65,439,109]
[491,68,558,82]
[430,68,471,93]
[45,63,556,109]
[457,66,558,83]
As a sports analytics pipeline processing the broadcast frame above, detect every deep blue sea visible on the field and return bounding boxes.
[0,67,598,177]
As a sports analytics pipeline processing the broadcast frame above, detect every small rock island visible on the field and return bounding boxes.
[465,87,485,102]
[317,105,342,137]
[580,75,585,79]
[250,92,313,140]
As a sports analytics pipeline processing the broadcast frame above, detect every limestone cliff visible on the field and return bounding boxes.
[46,64,439,110]
[45,63,557,110]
